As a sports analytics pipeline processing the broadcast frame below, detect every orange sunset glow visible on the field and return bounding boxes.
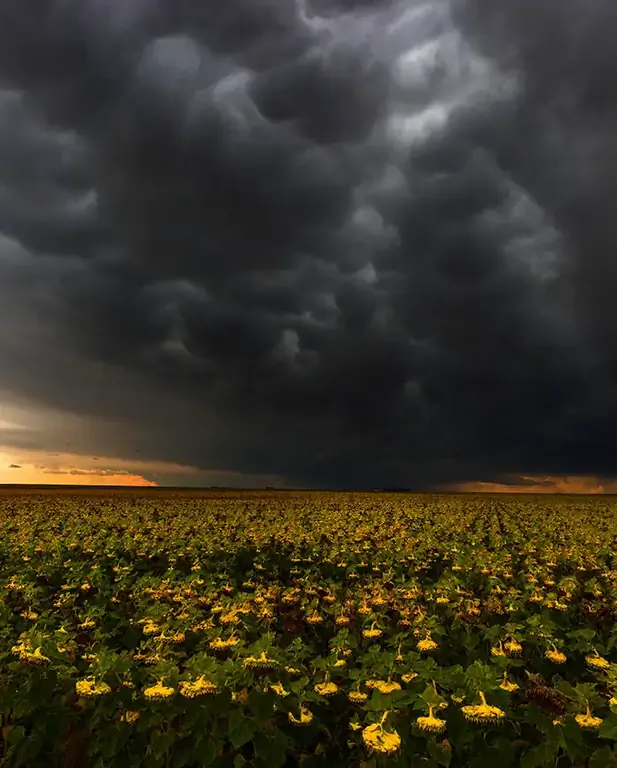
[0,446,285,488]
[444,475,617,494]
[0,466,157,486]
[0,448,198,486]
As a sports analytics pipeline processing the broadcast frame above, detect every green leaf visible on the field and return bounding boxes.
[420,684,446,709]
[248,690,275,723]
[150,730,175,760]
[196,735,222,767]
[590,746,617,768]
[203,693,229,718]
[99,727,128,760]
[577,628,596,641]
[393,695,417,708]
[427,738,452,767]
[254,730,288,768]
[520,744,553,768]
[229,708,246,733]
[5,725,26,748]
[171,740,196,768]
[229,717,256,749]
[366,691,392,711]
[574,683,598,701]
[562,719,586,762]
[600,713,617,740]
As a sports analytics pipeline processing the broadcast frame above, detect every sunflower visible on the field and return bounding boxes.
[461,692,505,725]
[77,618,96,630]
[178,676,218,698]
[20,647,50,666]
[585,649,611,671]
[120,710,141,724]
[284,665,303,677]
[491,642,506,658]
[209,636,240,651]
[288,707,313,726]
[362,713,401,756]
[144,680,175,701]
[75,678,112,698]
[545,648,567,664]
[500,676,519,693]
[504,638,522,657]
[575,705,602,730]
[417,706,447,734]
[362,623,383,640]
[348,690,368,704]
[243,651,278,672]
[314,681,339,697]
[374,680,401,695]
[417,636,438,653]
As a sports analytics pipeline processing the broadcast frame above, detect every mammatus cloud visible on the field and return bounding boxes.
[0,0,615,487]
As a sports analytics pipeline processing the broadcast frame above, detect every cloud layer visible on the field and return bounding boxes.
[0,0,615,487]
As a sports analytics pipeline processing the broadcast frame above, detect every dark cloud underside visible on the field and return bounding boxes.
[0,0,615,487]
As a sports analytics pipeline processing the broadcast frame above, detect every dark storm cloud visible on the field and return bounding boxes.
[0,0,614,486]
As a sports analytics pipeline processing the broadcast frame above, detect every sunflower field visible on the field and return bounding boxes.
[2,490,617,767]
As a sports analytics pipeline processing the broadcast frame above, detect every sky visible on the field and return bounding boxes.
[0,0,616,490]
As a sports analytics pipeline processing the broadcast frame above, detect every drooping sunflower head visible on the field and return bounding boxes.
[575,706,602,730]
[348,690,368,704]
[314,681,339,697]
[500,677,519,693]
[377,680,402,694]
[461,692,505,726]
[362,623,383,640]
[417,636,438,653]
[144,680,175,701]
[75,678,112,698]
[585,650,610,671]
[491,642,506,658]
[545,649,567,664]
[288,706,313,726]
[504,639,523,657]
[243,651,278,672]
[178,676,217,698]
[417,706,446,734]
[362,723,401,755]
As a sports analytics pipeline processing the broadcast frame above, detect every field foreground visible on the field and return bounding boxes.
[1,490,617,767]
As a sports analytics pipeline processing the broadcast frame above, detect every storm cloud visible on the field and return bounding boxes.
[0,0,614,487]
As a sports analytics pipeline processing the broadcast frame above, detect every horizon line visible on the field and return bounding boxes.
[0,483,615,496]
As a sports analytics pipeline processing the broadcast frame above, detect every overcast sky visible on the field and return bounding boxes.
[0,0,616,489]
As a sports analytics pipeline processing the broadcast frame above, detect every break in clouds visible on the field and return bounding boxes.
[0,0,614,487]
